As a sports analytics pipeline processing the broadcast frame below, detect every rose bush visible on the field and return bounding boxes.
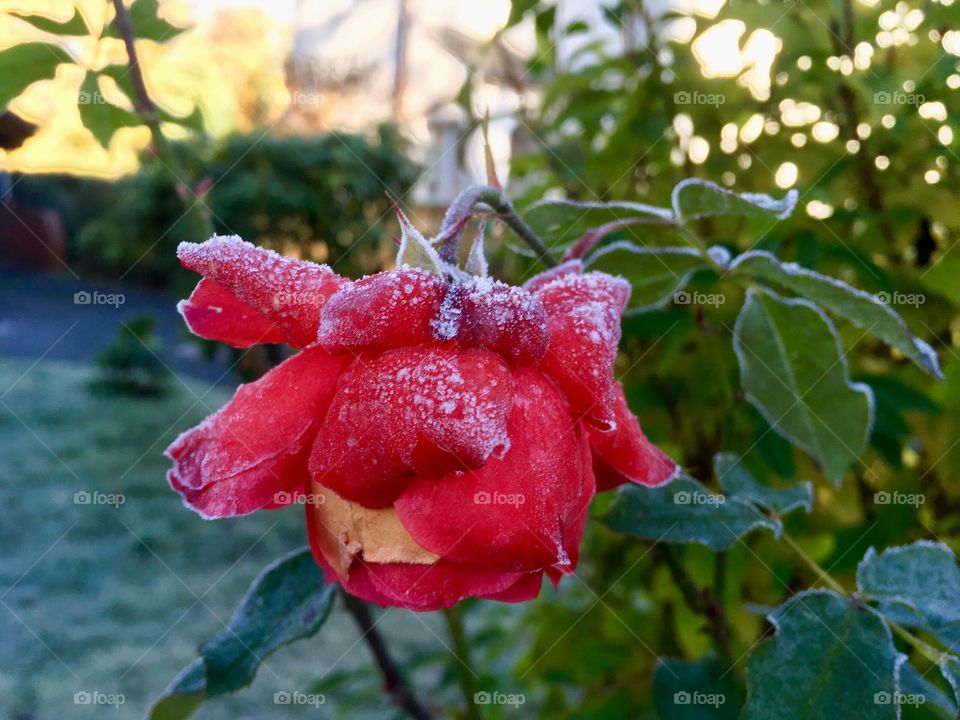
[166,222,675,611]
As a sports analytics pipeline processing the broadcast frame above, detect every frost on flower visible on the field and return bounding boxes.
[166,214,674,611]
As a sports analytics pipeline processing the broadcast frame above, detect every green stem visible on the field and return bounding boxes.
[443,605,482,720]
[780,532,846,595]
[780,532,949,665]
[473,186,557,267]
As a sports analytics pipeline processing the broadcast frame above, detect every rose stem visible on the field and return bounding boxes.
[473,186,558,268]
[442,604,482,720]
[341,590,435,720]
[657,545,733,668]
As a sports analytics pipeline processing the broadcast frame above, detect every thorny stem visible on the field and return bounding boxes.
[780,532,949,666]
[473,186,558,268]
[443,605,482,720]
[111,0,213,243]
[657,545,734,668]
[341,591,435,720]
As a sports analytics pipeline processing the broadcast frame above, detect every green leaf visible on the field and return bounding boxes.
[857,541,960,648]
[733,288,873,483]
[730,250,942,378]
[898,661,957,719]
[521,198,674,253]
[78,74,140,148]
[106,0,189,42]
[0,42,73,108]
[159,104,205,132]
[653,654,744,720]
[9,8,89,35]
[672,179,798,221]
[600,475,780,551]
[147,548,335,719]
[395,213,444,276]
[586,243,707,312]
[939,655,960,710]
[714,453,812,516]
[744,590,903,720]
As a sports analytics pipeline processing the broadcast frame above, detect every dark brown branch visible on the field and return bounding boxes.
[341,590,435,720]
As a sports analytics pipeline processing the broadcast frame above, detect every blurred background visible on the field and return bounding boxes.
[1,0,959,717]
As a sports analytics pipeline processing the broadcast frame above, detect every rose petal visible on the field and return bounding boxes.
[534,271,630,430]
[589,382,677,490]
[317,268,446,353]
[166,348,347,518]
[522,258,583,293]
[359,560,525,611]
[178,278,287,347]
[394,369,588,573]
[453,277,549,365]
[481,572,544,603]
[178,236,346,348]
[310,347,514,508]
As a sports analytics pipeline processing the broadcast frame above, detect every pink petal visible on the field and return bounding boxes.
[310,347,514,508]
[166,348,347,518]
[394,369,589,573]
[178,236,346,348]
[317,268,446,353]
[589,383,677,490]
[533,271,630,430]
[178,279,287,347]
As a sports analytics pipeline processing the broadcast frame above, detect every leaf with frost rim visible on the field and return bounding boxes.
[733,287,874,483]
[585,242,707,312]
[729,250,942,379]
[671,178,799,221]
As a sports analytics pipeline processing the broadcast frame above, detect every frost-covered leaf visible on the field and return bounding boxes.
[395,209,444,275]
[672,179,798,221]
[899,660,957,719]
[10,8,89,35]
[147,548,335,719]
[730,250,941,378]
[653,654,744,719]
[600,475,780,551]
[744,590,903,720]
[78,74,140,148]
[522,198,674,253]
[586,243,706,312]
[733,288,873,483]
[714,453,812,516]
[939,655,960,710]
[0,43,73,108]
[857,541,960,649]
[106,0,189,42]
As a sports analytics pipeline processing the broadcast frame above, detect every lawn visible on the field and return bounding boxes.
[0,358,448,719]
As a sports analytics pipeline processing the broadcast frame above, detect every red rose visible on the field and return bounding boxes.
[166,232,675,611]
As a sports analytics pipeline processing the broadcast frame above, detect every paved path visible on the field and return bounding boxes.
[0,266,234,384]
